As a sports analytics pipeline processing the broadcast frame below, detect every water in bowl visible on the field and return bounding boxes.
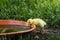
[0,25,31,33]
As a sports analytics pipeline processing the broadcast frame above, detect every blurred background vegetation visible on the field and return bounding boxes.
[0,0,60,29]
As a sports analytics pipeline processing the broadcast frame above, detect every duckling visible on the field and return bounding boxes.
[27,18,46,34]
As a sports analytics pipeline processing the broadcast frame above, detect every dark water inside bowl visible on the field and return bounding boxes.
[0,25,31,33]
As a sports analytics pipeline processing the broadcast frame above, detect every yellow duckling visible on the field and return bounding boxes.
[27,18,46,34]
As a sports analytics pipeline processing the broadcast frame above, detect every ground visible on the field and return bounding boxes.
[0,29,60,40]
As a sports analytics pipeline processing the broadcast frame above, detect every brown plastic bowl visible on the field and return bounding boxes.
[0,20,36,36]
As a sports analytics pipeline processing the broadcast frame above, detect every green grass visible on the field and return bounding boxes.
[0,0,60,28]
[0,0,60,40]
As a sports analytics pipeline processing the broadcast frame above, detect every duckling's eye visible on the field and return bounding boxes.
[29,21,31,23]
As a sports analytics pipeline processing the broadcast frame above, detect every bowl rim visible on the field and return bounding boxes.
[0,20,36,36]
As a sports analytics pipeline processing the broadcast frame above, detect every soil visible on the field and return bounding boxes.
[45,29,60,35]
[36,29,60,35]
[31,29,60,40]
